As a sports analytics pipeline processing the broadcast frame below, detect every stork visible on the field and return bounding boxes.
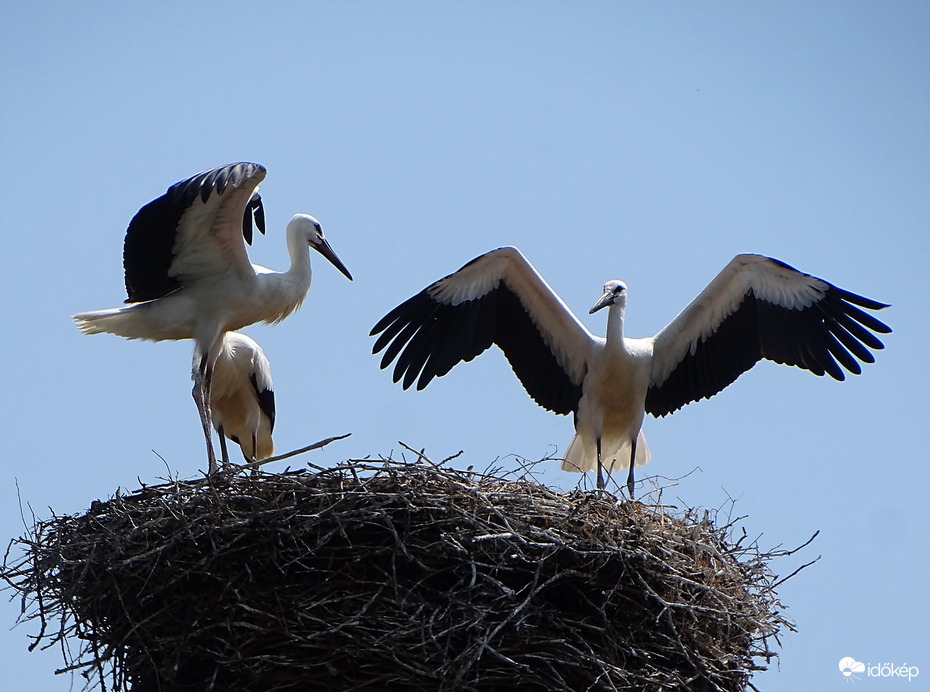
[370,247,890,496]
[211,331,275,466]
[74,162,353,474]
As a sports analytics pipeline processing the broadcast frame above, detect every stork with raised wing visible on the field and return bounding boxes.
[370,247,890,496]
[74,162,352,474]
[211,331,275,465]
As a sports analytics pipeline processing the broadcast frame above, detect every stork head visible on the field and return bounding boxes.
[590,280,627,314]
[289,214,353,281]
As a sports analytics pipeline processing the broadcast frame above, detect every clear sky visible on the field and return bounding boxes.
[2,2,927,689]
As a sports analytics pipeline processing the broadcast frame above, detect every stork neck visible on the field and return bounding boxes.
[285,225,312,285]
[605,302,626,346]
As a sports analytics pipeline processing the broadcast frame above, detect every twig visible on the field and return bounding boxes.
[773,556,821,588]
[243,433,351,468]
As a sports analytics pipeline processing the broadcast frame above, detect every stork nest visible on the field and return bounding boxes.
[2,453,805,691]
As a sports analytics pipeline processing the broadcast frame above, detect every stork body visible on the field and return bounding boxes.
[211,332,275,465]
[371,247,890,496]
[74,162,352,474]
[567,302,653,487]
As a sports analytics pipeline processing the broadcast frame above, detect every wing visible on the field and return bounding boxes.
[646,254,891,417]
[230,331,276,434]
[123,162,267,303]
[370,247,595,415]
[251,373,276,433]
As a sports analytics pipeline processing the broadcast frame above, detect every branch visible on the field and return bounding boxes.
[243,433,352,468]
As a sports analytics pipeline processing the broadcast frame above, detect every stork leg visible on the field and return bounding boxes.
[203,362,217,472]
[247,432,260,476]
[217,424,231,468]
[193,354,218,475]
[626,437,637,500]
[596,437,606,490]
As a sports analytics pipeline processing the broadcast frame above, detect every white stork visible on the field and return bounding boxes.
[370,247,890,496]
[211,332,275,465]
[74,162,353,474]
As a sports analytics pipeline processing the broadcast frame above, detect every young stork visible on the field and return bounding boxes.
[370,247,891,496]
[74,162,352,474]
[211,332,275,465]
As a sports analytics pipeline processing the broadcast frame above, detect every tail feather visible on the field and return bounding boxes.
[561,431,651,473]
[73,302,186,341]
[256,422,274,461]
[73,308,128,336]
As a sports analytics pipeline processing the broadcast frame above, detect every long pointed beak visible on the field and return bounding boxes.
[315,238,353,281]
[589,291,614,315]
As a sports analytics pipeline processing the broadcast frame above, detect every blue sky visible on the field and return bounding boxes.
[2,2,928,689]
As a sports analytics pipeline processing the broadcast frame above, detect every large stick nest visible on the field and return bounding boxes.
[2,455,800,691]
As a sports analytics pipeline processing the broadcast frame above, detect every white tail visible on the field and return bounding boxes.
[562,430,651,473]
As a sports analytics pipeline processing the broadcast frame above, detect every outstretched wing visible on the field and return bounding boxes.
[123,162,267,303]
[370,246,595,415]
[646,254,891,417]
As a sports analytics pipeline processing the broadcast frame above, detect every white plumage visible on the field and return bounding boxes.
[74,162,352,474]
[371,247,891,496]
[211,332,275,464]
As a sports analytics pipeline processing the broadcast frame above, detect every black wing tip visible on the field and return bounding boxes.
[252,193,266,235]
[804,284,891,376]
[828,288,893,335]
[767,257,892,330]
[370,290,433,339]
[242,191,265,246]
[830,285,892,312]
[252,374,276,430]
[370,313,397,340]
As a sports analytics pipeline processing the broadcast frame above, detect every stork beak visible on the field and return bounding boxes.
[314,238,353,281]
[589,291,614,315]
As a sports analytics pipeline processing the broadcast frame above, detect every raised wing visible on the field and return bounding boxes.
[646,254,891,417]
[370,247,595,415]
[123,162,267,302]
